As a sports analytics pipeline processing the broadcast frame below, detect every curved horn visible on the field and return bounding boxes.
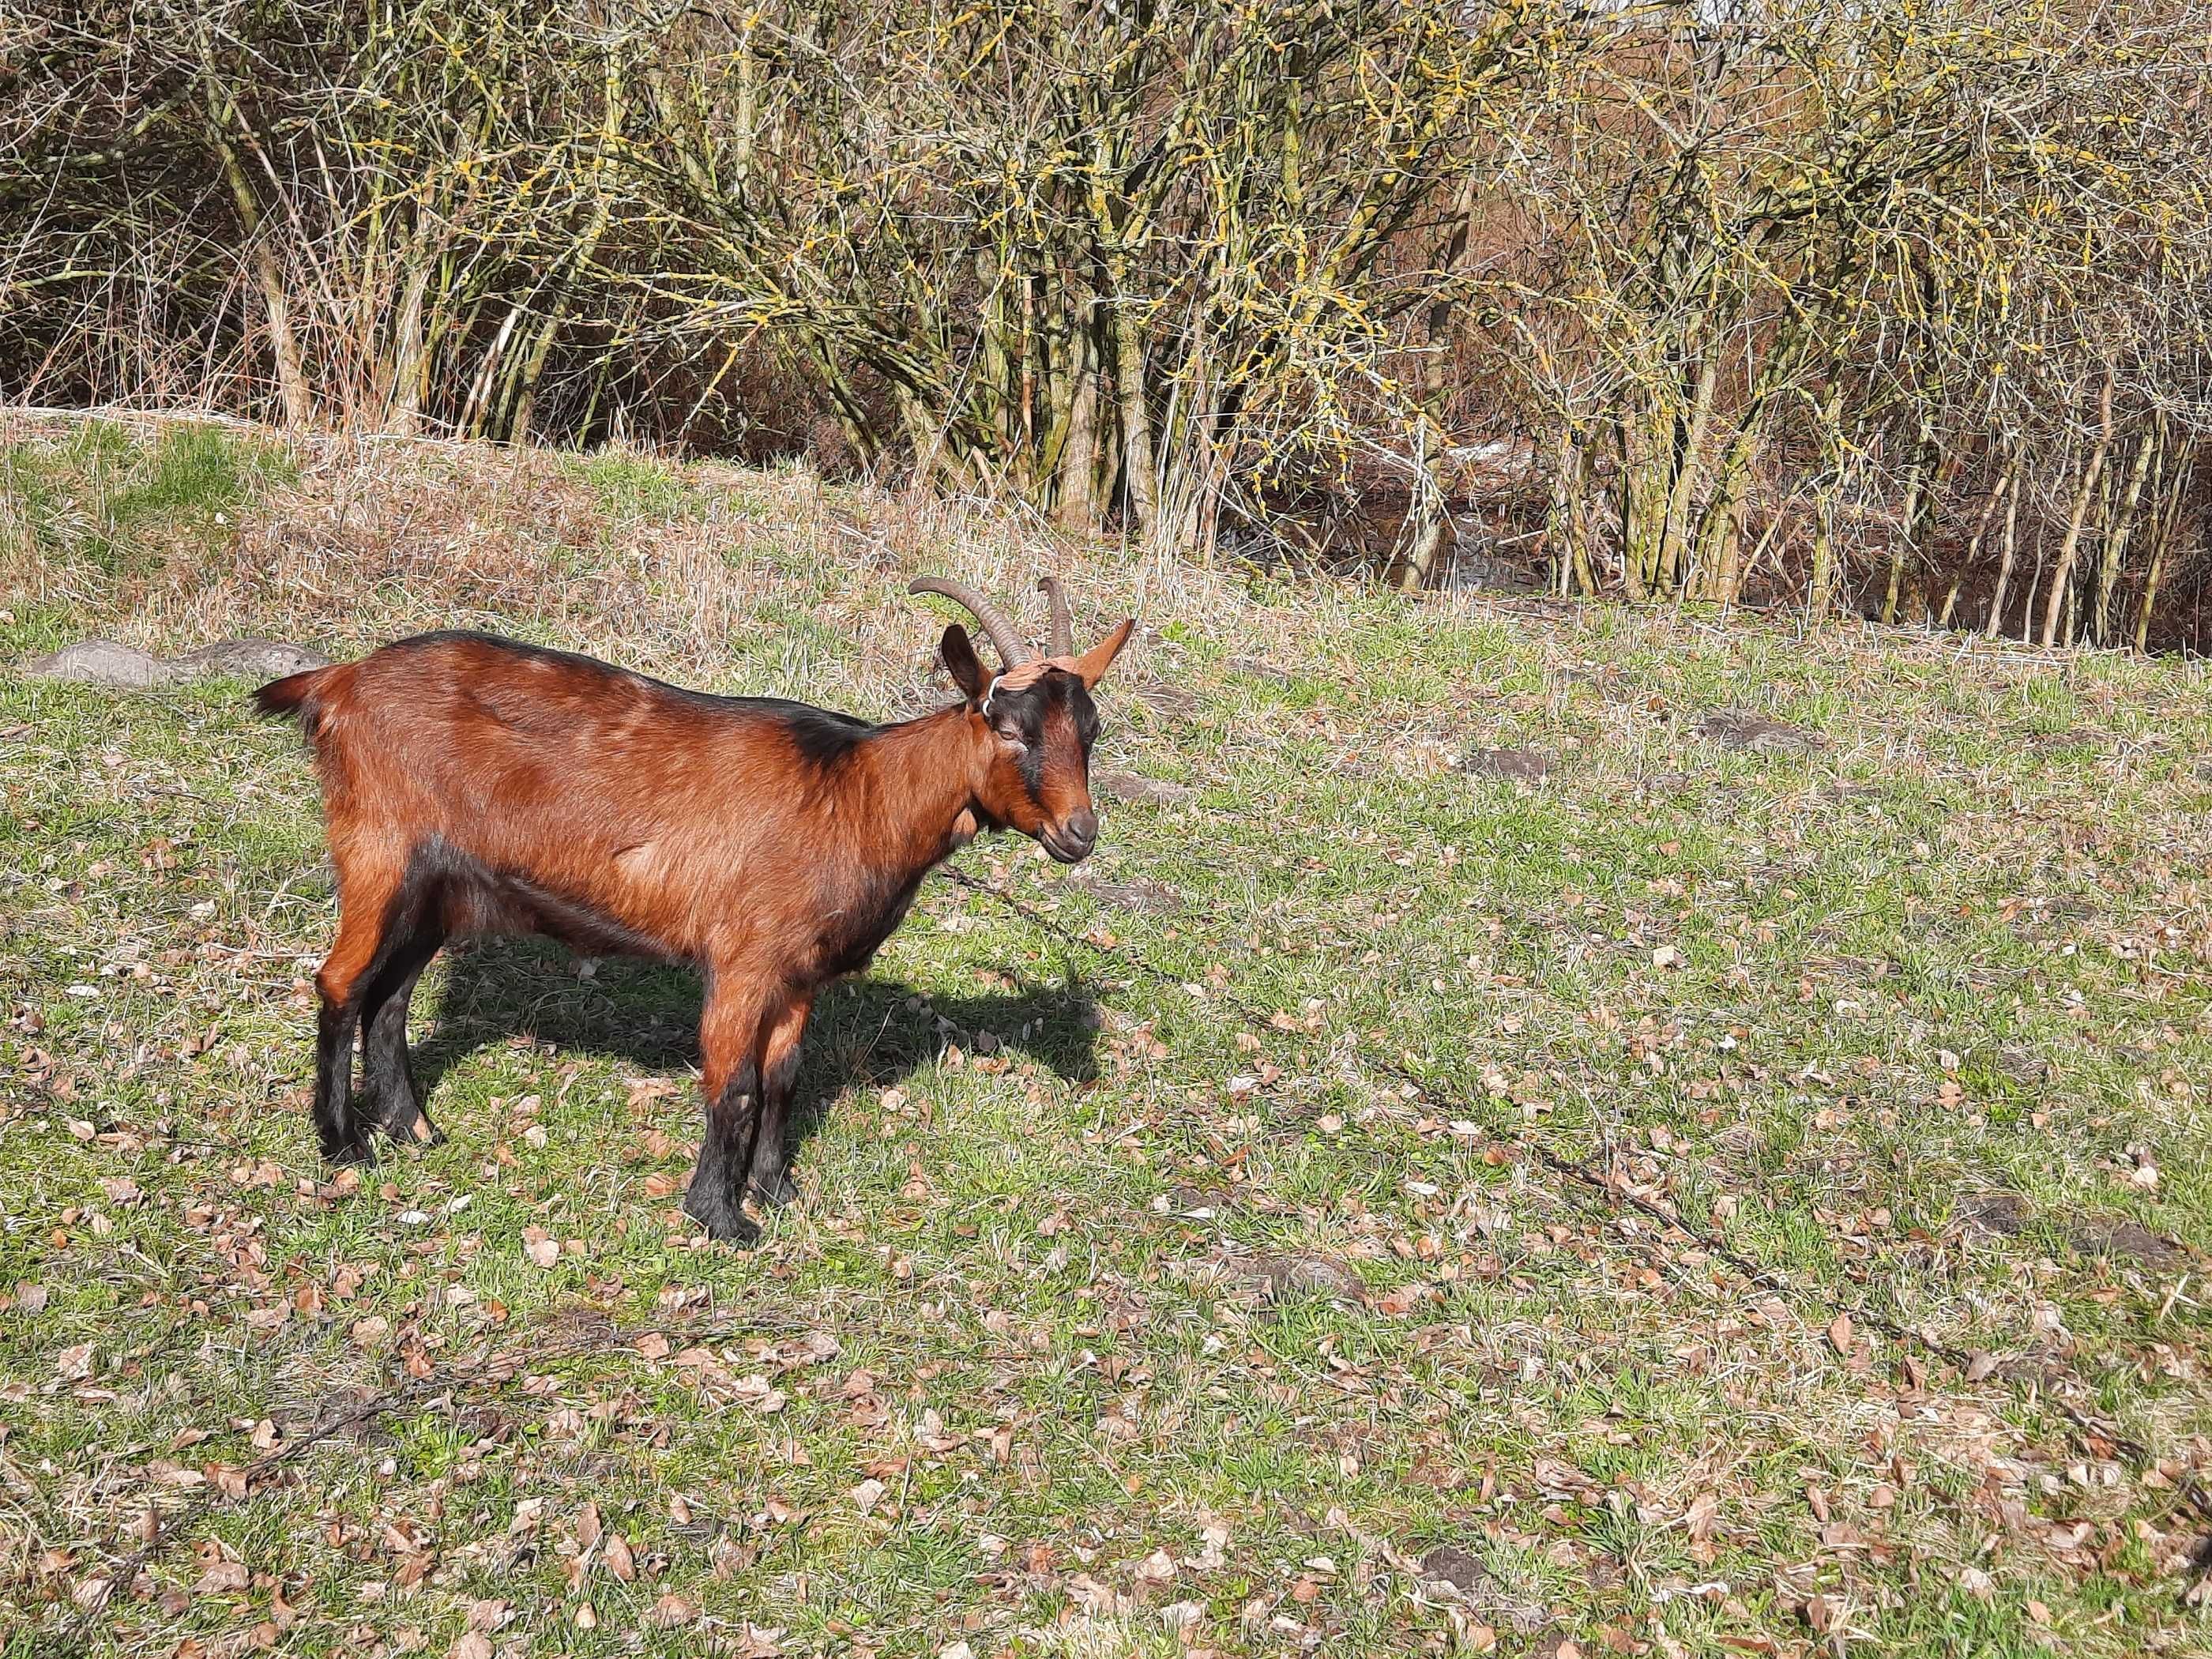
[1038,576,1074,656]
[908,576,1033,667]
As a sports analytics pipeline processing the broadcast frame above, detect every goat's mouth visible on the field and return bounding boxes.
[1040,826,1096,863]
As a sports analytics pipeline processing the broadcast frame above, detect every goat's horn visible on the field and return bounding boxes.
[908,577,1033,667]
[1038,576,1074,657]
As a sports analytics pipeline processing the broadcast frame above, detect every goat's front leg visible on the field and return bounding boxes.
[687,980,769,1242]
[747,990,816,1209]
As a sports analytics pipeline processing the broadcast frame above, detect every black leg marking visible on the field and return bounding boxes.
[314,996,370,1164]
[684,1060,762,1243]
[361,954,443,1144]
[747,1048,802,1209]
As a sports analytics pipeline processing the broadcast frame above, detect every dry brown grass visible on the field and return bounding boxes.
[3,414,1334,717]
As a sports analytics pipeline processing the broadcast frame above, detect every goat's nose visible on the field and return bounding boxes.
[1065,807,1098,847]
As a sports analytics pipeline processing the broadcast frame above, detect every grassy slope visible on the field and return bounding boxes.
[3,419,2210,1658]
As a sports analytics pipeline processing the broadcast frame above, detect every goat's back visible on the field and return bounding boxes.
[259,632,878,959]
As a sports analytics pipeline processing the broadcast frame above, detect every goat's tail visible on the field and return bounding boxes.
[253,665,338,739]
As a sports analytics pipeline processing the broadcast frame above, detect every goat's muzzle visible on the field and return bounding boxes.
[1042,807,1098,864]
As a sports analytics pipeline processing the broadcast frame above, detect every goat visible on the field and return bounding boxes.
[254,576,1134,1240]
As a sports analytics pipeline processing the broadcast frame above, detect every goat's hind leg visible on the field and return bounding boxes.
[747,991,815,1209]
[360,946,445,1146]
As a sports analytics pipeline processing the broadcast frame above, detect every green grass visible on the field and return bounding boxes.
[4,421,2212,1656]
[2,420,295,581]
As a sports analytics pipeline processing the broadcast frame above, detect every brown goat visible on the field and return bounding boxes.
[255,577,1134,1239]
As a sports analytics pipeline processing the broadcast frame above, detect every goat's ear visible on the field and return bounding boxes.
[940,623,994,703]
[1073,618,1135,688]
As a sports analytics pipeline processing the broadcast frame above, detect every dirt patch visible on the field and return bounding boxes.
[1635,769,1696,799]
[1418,1544,1488,1593]
[1698,709,1826,754]
[1066,863,1188,916]
[1955,1191,2033,1238]
[1414,1543,1548,1631]
[1130,680,1205,724]
[1251,1253,1365,1306]
[1955,1193,2187,1272]
[1157,1185,1236,1219]
[1211,1251,1365,1309]
[1464,747,1551,783]
[1095,769,1195,807]
[2069,1214,2188,1272]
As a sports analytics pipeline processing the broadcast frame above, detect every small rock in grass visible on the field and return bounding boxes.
[171,638,331,679]
[21,641,167,687]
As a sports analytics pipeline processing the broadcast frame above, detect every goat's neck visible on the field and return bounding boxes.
[854,704,991,877]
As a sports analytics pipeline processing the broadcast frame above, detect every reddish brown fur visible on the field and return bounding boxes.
[259,611,1131,1239]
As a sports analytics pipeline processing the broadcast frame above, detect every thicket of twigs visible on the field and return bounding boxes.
[7,0,2212,645]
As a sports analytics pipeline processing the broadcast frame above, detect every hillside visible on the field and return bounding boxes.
[4,416,2211,1656]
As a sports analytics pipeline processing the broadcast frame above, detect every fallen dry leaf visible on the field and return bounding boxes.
[1685,1492,1717,1542]
[604,1532,635,1582]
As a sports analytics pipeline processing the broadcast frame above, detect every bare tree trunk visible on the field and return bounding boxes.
[1657,355,1718,594]
[382,258,430,436]
[1984,464,2022,638]
[1396,428,1450,592]
[1808,487,1838,623]
[1937,444,2007,629]
[2092,420,2157,645]
[1052,303,1101,530]
[1805,383,1845,622]
[210,110,310,428]
[2040,368,2116,647]
[1881,417,1933,626]
[1618,393,1667,600]
[1398,174,1477,592]
[2135,446,2191,652]
[1105,252,1158,540]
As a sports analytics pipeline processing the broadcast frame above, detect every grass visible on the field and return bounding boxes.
[3,413,2211,1657]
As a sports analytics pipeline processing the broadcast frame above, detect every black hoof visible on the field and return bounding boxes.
[373,1106,444,1147]
[682,1177,760,1244]
[322,1134,375,1167]
[748,1167,799,1209]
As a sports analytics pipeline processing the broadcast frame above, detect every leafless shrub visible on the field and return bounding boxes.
[6,0,2210,641]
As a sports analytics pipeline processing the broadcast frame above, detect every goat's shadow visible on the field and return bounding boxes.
[404,939,1100,1161]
